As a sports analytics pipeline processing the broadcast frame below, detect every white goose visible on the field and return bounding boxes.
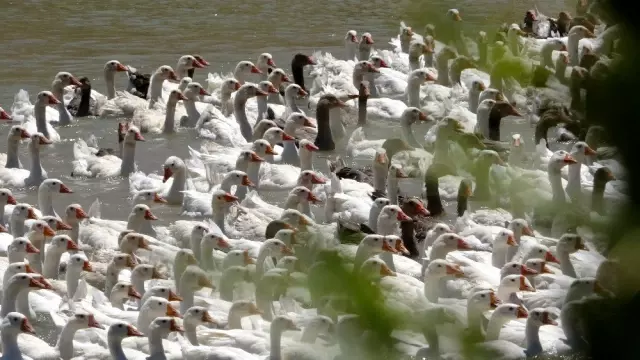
[0,132,52,187]
[0,125,31,170]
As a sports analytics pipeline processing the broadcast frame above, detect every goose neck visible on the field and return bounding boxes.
[10,217,26,238]
[178,283,195,314]
[372,165,388,192]
[437,60,450,86]
[184,98,201,127]
[367,72,378,97]
[227,309,244,329]
[357,94,368,126]
[104,266,120,297]
[298,199,312,218]
[487,109,503,141]
[485,313,507,341]
[557,248,577,277]
[408,54,421,73]
[184,323,199,345]
[291,62,306,90]
[491,243,509,268]
[126,214,142,233]
[401,119,421,148]
[233,95,253,142]
[423,275,440,302]
[476,106,491,138]
[147,327,166,358]
[34,103,50,139]
[26,235,44,274]
[57,322,80,360]
[425,171,444,216]
[120,142,137,178]
[148,73,165,103]
[108,336,127,360]
[473,163,492,202]
[556,60,568,81]
[163,99,178,134]
[566,162,582,196]
[467,305,486,335]
[200,242,216,272]
[329,108,346,144]
[65,266,82,299]
[314,102,335,151]
[1,282,21,316]
[300,325,319,343]
[457,192,468,217]
[255,282,273,321]
[368,207,382,232]
[299,147,312,170]
[525,321,543,356]
[255,247,272,279]
[284,194,300,210]
[16,288,35,319]
[29,144,44,182]
[1,331,21,359]
[568,35,581,66]
[104,69,117,99]
[257,96,268,122]
[5,138,21,169]
[219,272,236,301]
[38,193,55,218]
[400,221,420,258]
[285,93,302,114]
[69,222,80,243]
[387,177,399,205]
[131,274,146,298]
[212,204,227,234]
[540,44,554,68]
[548,167,566,204]
[167,169,186,205]
[43,248,64,279]
[592,179,607,215]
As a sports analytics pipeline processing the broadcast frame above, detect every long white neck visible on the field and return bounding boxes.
[558,248,577,277]
[131,275,146,299]
[10,217,26,238]
[255,247,272,279]
[147,327,166,359]
[372,165,387,192]
[126,214,143,233]
[367,72,379,97]
[269,325,284,360]
[5,138,21,169]
[298,199,313,218]
[39,193,55,218]
[423,275,441,303]
[368,207,382,232]
[66,268,82,300]
[1,331,22,359]
[283,194,300,210]
[437,60,449,85]
[212,205,226,235]
[227,309,244,329]
[234,96,253,142]
[148,74,165,103]
[108,336,127,360]
[525,321,543,356]
[548,167,566,205]
[120,142,137,178]
[408,53,421,73]
[467,305,486,336]
[184,322,199,345]
[166,170,186,205]
[219,273,239,302]
[285,92,302,115]
[568,35,581,66]
[43,248,64,279]
[387,177,399,205]
[68,221,80,244]
[299,148,312,171]
[34,103,50,139]
[566,162,582,201]
[26,233,45,273]
[281,124,301,166]
[56,322,80,360]
[52,83,72,126]
[300,325,319,343]
[105,69,117,99]
[104,265,120,297]
[406,80,422,108]
[353,246,375,271]
[468,90,481,113]
[257,95,268,122]
[16,288,35,319]
[255,281,274,321]
[491,244,509,268]
[163,98,179,134]
[178,283,195,314]
[200,242,217,272]
[485,314,507,341]
[183,98,200,128]
[28,144,44,184]
[401,119,421,148]
[236,162,260,201]
[1,282,21,316]
[429,243,451,261]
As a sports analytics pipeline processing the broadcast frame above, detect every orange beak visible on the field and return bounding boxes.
[519,276,535,291]
[27,208,38,220]
[454,13,462,21]
[297,88,308,97]
[418,111,428,121]
[202,310,216,324]
[395,240,410,255]
[170,319,185,333]
[163,167,173,183]
[445,264,465,277]
[489,291,501,308]
[244,250,256,265]
[380,264,396,277]
[199,87,210,96]
[542,312,558,325]
[88,314,103,329]
[0,109,12,121]
[223,193,239,202]
[396,210,411,221]
[168,71,178,81]
[545,251,560,264]
[242,175,255,187]
[127,325,144,337]
[265,145,277,155]
[281,74,291,83]
[307,191,321,204]
[21,318,36,335]
[67,239,79,251]
[39,136,53,145]
[20,130,30,139]
[522,226,534,236]
[128,286,142,299]
[83,260,94,272]
[415,203,430,216]
[584,146,597,156]
[249,304,264,315]
[216,237,231,249]
[521,265,538,275]
[116,63,129,72]
[0,224,7,233]
[154,193,168,204]
[251,65,262,74]
[516,306,529,319]
[281,245,295,256]
[541,264,554,274]
[395,168,408,178]
[267,85,279,94]
[168,290,183,302]
[138,238,152,251]
[563,155,578,164]
[56,221,73,230]
[311,174,326,184]
[192,60,205,69]
[381,240,398,253]
[6,195,17,205]
[47,94,61,105]
[134,132,145,141]
[457,238,472,250]
[250,152,265,162]
[43,225,56,237]
[25,242,39,254]
[282,132,295,141]
[75,207,88,219]
[506,234,517,246]
[166,303,182,318]
[144,209,158,220]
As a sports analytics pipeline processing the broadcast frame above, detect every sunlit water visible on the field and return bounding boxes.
[0,0,568,223]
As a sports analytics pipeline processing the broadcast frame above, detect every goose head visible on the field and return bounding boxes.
[289,186,321,205]
[142,296,181,319]
[178,55,205,72]
[276,256,300,273]
[29,132,52,151]
[230,300,263,318]
[224,249,256,267]
[110,281,142,304]
[108,322,144,340]
[150,317,184,336]
[479,88,504,103]
[161,156,186,183]
[388,163,407,182]
[234,61,262,83]
[524,244,560,263]
[0,107,12,121]
[425,259,465,279]
[468,289,501,310]
[401,24,414,38]
[287,112,315,130]
[475,149,505,167]
[359,257,396,279]
[280,209,313,229]
[180,265,215,292]
[400,107,428,126]
[384,235,409,255]
[507,23,526,39]
[408,41,433,59]
[48,234,79,253]
[492,303,529,322]
[447,8,462,21]
[429,223,453,237]
[373,148,389,169]
[500,274,535,294]
[354,61,380,75]
[69,311,103,330]
[35,91,60,109]
[67,253,94,273]
[494,229,516,247]
[40,178,73,196]
[225,170,256,188]
[236,150,264,170]
[257,53,276,73]
[401,197,430,218]
[258,81,279,97]
[359,32,374,50]
[344,30,359,58]
[254,120,278,139]
[379,204,411,223]
[528,308,558,327]
[178,77,192,92]
[359,234,396,254]
[433,233,472,251]
[168,89,188,104]
[40,215,72,232]
[184,306,216,327]
[201,232,231,250]
[272,315,300,333]
[283,84,308,103]
[7,126,30,142]
[14,203,38,222]
[143,286,183,302]
[52,72,82,90]
[175,249,199,271]
[570,141,597,164]
[569,25,596,40]
[132,263,165,283]
[252,138,277,157]
[501,261,539,277]
[298,170,325,187]
[510,133,523,150]
[104,60,128,74]
[132,190,167,205]
[548,150,577,171]
[8,238,39,260]
[264,127,295,144]
[261,238,295,257]
[111,253,137,270]
[369,55,388,70]
[5,262,36,280]
[190,223,209,244]
[372,197,391,211]
[268,68,290,86]
[184,82,210,100]
[2,312,36,336]
[274,229,298,247]
[65,203,88,224]
[568,277,607,299]
[471,80,487,94]
[122,124,145,145]
[211,189,239,211]
[129,204,157,224]
[524,258,554,274]
[557,52,570,67]
[221,78,241,97]
[557,233,587,254]
[153,65,178,82]
[29,219,56,237]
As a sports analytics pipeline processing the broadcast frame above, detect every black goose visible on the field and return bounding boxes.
[290,53,316,96]
[469,150,504,205]
[67,77,95,117]
[424,163,457,217]
[126,66,151,99]
[313,94,346,151]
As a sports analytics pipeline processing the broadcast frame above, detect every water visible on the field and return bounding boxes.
[0,0,568,223]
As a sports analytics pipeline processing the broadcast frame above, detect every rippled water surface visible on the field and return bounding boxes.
[0,0,568,222]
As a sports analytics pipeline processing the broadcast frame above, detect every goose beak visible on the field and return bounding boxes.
[542,312,558,325]
[545,251,560,264]
[198,276,215,290]
[134,132,145,141]
[27,208,38,220]
[346,94,359,100]
[418,111,428,121]
[541,264,554,274]
[446,264,465,277]
[268,85,279,94]
[586,30,596,38]
[454,13,462,21]
[70,76,82,87]
[378,59,389,68]
[56,220,73,230]
[576,238,588,251]
[116,63,129,72]
[75,207,88,219]
[166,304,182,318]
[21,318,36,335]
[521,265,538,275]
[244,250,256,265]
[251,65,262,74]
[223,193,239,203]
[39,136,53,145]
[406,27,414,36]
[250,152,265,162]
[364,35,374,44]
[6,195,16,205]
[519,276,535,291]
[303,117,316,128]
[193,60,205,69]
[127,325,144,337]
[30,277,50,290]
[0,224,7,233]
[216,237,230,249]
[139,238,152,251]
[128,286,142,299]
[170,319,185,333]
[508,105,522,117]
[234,82,241,90]
[380,264,396,277]
[513,137,521,147]
[478,83,486,91]
[311,174,326,184]
[516,306,529,319]
[415,203,430,216]
[177,92,188,101]
[506,234,517,246]
[423,44,434,54]
[584,146,597,156]
[562,55,569,64]
[381,240,398,253]
[82,260,94,272]
[395,168,408,178]
[281,74,291,83]
[282,246,295,256]
[66,239,79,251]
[26,242,39,254]
[168,71,178,81]
[267,58,276,67]
[168,290,183,302]
[199,87,210,96]
[88,314,103,329]
[196,57,210,66]
[163,167,173,182]
[522,226,534,236]
[395,241,410,255]
[305,143,320,153]
[563,155,577,164]
[396,210,411,221]
[249,303,264,316]
[0,109,12,121]
[593,280,607,295]
[350,34,358,43]
[265,145,277,155]
[256,89,269,97]
[297,88,308,97]
[47,94,61,105]
[489,291,501,308]
[282,132,295,141]
[457,238,472,250]
[43,225,56,237]
[306,56,316,65]
[144,209,158,220]
[202,310,216,324]
[154,193,168,204]
[307,192,321,204]
[242,175,255,187]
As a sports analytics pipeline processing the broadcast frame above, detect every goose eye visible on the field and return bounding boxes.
[162,319,168,324]
[509,307,514,311]
[21,275,26,279]
[481,294,486,298]
[194,309,200,313]
[158,302,162,306]
[437,264,442,267]
[512,264,517,268]
[79,314,85,318]
[161,289,167,293]
[119,324,124,328]
[511,278,515,282]
[539,249,543,253]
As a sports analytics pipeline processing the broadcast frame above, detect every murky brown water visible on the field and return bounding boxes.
[0,0,568,222]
